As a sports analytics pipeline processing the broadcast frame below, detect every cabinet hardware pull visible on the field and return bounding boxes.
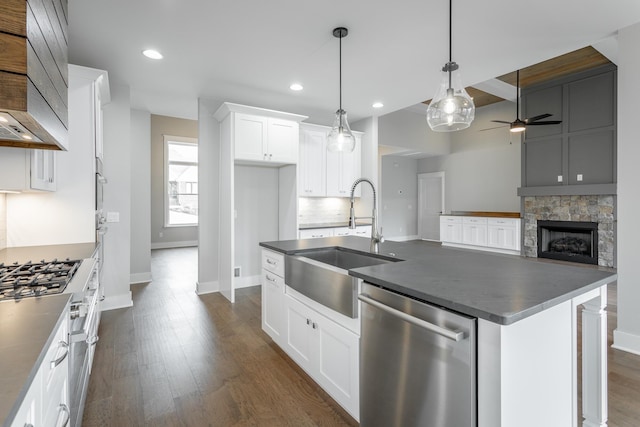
[358,294,464,341]
[56,403,70,427]
[306,318,311,325]
[312,322,317,329]
[265,274,277,283]
[51,341,69,369]
[266,259,277,265]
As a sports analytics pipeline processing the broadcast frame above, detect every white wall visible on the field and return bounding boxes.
[0,194,6,250]
[150,114,198,248]
[378,108,450,156]
[100,81,133,310]
[418,101,521,213]
[353,117,380,219]
[234,165,279,281]
[130,109,151,284]
[613,22,640,355]
[196,98,221,294]
[381,156,418,240]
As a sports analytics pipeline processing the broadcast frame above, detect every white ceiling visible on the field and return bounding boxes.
[68,0,640,126]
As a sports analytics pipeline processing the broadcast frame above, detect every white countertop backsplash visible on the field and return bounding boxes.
[0,194,6,251]
[299,197,351,226]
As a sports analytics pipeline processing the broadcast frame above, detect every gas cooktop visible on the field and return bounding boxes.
[0,259,81,301]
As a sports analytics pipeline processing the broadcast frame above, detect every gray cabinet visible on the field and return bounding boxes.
[522,65,616,192]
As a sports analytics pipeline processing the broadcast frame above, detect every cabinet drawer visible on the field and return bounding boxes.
[440,216,462,224]
[462,217,488,225]
[299,228,334,239]
[262,249,284,277]
[488,218,519,227]
[334,227,351,237]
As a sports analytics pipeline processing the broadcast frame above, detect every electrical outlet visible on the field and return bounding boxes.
[577,174,583,182]
[159,231,163,238]
[557,175,563,183]
[234,267,241,277]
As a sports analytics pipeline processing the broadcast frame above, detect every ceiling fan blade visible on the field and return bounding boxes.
[479,125,509,131]
[525,113,552,123]
[491,120,512,124]
[526,121,562,125]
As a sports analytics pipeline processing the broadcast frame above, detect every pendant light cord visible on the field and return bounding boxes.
[516,69,520,118]
[339,32,343,127]
[448,0,453,89]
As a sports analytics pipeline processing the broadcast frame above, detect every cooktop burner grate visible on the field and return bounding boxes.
[0,259,81,301]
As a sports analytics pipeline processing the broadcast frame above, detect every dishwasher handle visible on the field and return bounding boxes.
[358,294,465,342]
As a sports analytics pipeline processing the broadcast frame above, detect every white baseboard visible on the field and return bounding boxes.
[612,329,640,355]
[234,274,261,289]
[130,272,152,284]
[387,235,419,242]
[196,280,219,295]
[100,292,133,311]
[150,240,198,250]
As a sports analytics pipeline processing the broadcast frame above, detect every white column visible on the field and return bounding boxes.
[581,286,608,427]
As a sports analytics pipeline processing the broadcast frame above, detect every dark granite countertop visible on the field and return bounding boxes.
[259,236,616,325]
[299,221,372,230]
[0,294,71,426]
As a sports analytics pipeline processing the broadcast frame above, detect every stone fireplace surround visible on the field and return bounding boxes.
[523,195,615,267]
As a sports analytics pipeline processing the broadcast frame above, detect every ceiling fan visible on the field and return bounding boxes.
[490,70,562,133]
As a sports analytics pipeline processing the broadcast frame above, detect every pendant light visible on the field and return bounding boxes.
[426,0,475,132]
[327,27,356,153]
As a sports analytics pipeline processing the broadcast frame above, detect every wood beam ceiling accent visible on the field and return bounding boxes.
[496,46,611,88]
[422,46,612,109]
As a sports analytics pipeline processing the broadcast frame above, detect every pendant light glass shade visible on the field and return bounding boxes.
[327,109,356,152]
[426,63,475,131]
[327,27,355,153]
[426,0,475,132]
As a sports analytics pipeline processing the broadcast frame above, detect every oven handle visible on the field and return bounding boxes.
[50,341,69,369]
[55,403,70,427]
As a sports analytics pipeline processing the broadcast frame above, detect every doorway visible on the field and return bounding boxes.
[418,172,445,241]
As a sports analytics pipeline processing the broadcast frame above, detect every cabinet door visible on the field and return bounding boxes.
[10,370,41,427]
[462,224,487,246]
[315,314,360,419]
[267,118,298,164]
[234,113,268,161]
[299,128,327,196]
[488,226,518,250]
[262,269,284,344]
[334,227,351,237]
[30,149,56,191]
[351,225,371,237]
[326,135,361,197]
[284,295,316,373]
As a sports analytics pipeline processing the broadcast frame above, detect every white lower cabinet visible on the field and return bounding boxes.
[440,215,521,254]
[261,249,285,346]
[10,312,69,427]
[283,294,359,420]
[298,225,371,239]
[299,228,334,239]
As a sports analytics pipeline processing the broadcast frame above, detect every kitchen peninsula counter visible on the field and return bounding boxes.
[260,236,615,426]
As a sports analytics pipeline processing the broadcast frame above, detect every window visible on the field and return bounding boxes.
[164,135,198,226]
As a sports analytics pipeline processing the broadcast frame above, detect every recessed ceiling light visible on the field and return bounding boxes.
[0,116,7,123]
[290,83,303,91]
[372,102,384,108]
[142,49,163,60]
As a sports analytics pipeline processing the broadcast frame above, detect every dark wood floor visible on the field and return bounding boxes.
[83,247,640,426]
[82,247,357,426]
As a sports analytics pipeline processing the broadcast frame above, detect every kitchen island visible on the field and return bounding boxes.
[260,236,616,427]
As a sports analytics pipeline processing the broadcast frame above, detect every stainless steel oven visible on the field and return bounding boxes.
[69,259,101,427]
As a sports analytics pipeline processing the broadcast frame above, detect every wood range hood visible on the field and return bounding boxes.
[0,0,69,150]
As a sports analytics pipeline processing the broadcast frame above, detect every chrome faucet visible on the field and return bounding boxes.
[348,178,384,253]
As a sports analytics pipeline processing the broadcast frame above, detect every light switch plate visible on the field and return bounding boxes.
[106,212,120,223]
[557,175,563,182]
[577,174,583,181]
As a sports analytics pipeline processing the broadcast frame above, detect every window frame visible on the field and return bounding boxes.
[164,135,198,228]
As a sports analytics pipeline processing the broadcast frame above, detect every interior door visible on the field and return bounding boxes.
[418,172,445,241]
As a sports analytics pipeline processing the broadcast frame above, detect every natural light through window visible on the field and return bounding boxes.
[165,136,198,226]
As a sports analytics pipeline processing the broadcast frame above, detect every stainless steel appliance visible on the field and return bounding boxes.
[359,283,477,427]
[95,157,107,282]
[69,259,101,427]
[0,259,81,300]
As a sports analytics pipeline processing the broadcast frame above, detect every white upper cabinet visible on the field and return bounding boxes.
[215,103,307,167]
[326,134,361,197]
[30,150,56,191]
[0,148,56,192]
[298,127,327,196]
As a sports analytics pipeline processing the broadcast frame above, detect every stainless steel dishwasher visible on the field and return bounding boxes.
[358,282,476,427]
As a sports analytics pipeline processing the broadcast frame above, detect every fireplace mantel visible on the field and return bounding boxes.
[518,184,616,197]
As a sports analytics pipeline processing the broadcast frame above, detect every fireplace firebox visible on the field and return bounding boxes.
[537,220,598,265]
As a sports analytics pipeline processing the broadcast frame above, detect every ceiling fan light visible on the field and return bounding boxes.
[327,109,356,152]
[510,123,526,133]
[427,69,475,132]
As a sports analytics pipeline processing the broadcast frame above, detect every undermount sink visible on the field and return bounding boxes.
[285,247,401,318]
